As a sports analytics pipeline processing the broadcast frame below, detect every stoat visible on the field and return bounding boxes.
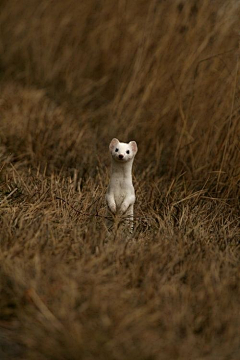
[106,138,138,230]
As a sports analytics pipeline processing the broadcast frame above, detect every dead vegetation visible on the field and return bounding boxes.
[0,0,239,359]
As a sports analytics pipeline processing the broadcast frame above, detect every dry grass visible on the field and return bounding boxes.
[0,0,240,359]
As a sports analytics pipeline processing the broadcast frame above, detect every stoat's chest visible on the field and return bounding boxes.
[108,177,135,206]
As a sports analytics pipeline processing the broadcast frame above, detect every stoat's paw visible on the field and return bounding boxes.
[108,202,116,214]
[106,194,117,214]
[119,202,129,215]
[120,196,135,215]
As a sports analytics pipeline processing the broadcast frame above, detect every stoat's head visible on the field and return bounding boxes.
[109,138,138,163]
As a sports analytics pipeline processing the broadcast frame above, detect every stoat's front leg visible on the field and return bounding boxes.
[106,193,117,214]
[119,195,135,215]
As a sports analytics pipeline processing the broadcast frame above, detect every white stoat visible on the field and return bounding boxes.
[106,138,138,229]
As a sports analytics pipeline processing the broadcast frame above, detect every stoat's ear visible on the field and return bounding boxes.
[109,138,119,152]
[129,141,138,154]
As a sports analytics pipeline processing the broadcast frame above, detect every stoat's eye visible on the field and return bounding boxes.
[126,150,130,154]
[115,148,119,152]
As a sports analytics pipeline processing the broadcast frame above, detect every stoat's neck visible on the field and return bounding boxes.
[111,159,133,181]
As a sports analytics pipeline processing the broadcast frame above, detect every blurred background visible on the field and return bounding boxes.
[0,0,239,181]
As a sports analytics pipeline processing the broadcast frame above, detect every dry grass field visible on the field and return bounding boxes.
[0,0,240,359]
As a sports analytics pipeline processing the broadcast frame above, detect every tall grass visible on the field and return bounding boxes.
[0,1,239,359]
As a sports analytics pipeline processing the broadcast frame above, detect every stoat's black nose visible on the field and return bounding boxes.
[119,154,124,159]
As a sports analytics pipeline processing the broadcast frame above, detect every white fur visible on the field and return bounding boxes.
[106,138,138,229]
